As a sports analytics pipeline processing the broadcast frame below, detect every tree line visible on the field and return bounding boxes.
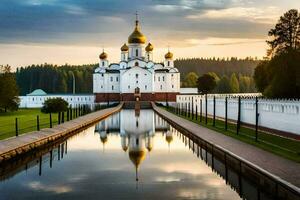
[175,57,260,78]
[183,71,256,94]
[16,63,97,95]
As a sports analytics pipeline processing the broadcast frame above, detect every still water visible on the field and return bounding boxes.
[0,109,241,200]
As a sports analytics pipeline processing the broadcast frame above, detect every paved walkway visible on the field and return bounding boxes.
[153,104,300,188]
[0,103,123,162]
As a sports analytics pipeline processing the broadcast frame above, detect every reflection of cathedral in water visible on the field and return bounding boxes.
[94,109,173,181]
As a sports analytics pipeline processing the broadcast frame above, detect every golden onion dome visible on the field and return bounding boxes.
[145,43,154,52]
[99,51,108,60]
[146,145,153,152]
[122,145,128,152]
[129,150,146,168]
[165,51,173,59]
[166,135,173,144]
[100,136,108,144]
[128,20,146,44]
[121,43,129,52]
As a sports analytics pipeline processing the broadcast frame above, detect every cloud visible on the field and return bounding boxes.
[185,37,265,46]
[186,6,281,24]
[28,181,72,194]
[64,5,87,15]
[0,0,298,67]
[152,4,192,12]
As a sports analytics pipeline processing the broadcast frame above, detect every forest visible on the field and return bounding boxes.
[15,58,259,95]
[175,57,260,77]
[16,63,96,95]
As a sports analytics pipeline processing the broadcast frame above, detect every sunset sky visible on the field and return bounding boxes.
[0,0,299,69]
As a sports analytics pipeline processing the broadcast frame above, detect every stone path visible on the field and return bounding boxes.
[0,103,123,162]
[153,104,300,189]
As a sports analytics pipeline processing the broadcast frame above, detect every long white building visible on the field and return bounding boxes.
[93,16,180,102]
[19,89,94,108]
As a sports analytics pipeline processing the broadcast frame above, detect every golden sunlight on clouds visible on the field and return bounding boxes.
[187,6,282,24]
[28,181,72,194]
[1,39,267,71]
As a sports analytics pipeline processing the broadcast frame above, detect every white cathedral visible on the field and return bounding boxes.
[93,16,180,102]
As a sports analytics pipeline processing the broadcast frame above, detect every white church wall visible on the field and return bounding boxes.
[128,59,147,68]
[104,73,120,93]
[154,72,180,93]
[93,73,105,93]
[121,67,153,93]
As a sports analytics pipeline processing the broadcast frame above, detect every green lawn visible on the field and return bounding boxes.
[0,109,58,140]
[163,106,300,163]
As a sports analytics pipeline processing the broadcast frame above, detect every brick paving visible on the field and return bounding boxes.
[153,104,300,188]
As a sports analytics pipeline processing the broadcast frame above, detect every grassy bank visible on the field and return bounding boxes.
[162,106,300,163]
[0,109,58,140]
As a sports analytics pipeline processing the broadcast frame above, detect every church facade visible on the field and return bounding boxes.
[93,17,180,102]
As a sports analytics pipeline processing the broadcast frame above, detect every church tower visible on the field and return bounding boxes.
[99,50,109,68]
[128,13,146,60]
[164,50,174,68]
[145,43,153,61]
[120,43,129,61]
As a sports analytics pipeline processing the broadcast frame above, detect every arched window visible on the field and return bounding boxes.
[102,61,105,66]
[168,61,170,66]
[136,49,138,57]
[135,62,139,66]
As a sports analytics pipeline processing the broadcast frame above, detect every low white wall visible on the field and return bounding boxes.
[176,94,300,135]
[19,94,95,108]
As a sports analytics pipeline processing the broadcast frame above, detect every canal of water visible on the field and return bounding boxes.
[0,109,275,200]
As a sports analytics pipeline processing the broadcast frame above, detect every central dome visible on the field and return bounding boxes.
[128,20,146,44]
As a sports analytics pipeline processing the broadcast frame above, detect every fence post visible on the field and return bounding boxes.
[213,96,216,127]
[205,94,208,124]
[15,118,18,137]
[225,96,228,131]
[37,115,40,131]
[50,113,52,128]
[255,97,259,142]
[200,99,202,122]
[196,104,198,120]
[185,102,188,117]
[67,109,70,121]
[58,112,61,124]
[237,96,241,135]
[192,97,194,120]
[188,101,190,118]
[61,111,65,123]
[181,103,183,116]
